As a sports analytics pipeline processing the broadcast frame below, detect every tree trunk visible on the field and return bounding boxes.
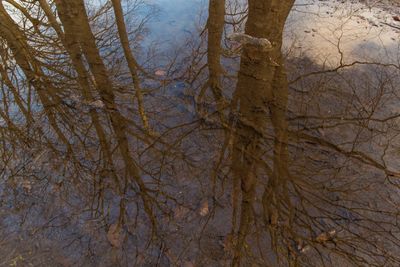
[230,0,294,265]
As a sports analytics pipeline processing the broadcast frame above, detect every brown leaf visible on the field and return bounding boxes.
[223,234,234,254]
[87,100,105,109]
[174,205,190,220]
[199,200,209,217]
[183,260,195,267]
[22,180,32,193]
[316,229,336,243]
[316,232,328,243]
[107,223,124,248]
[155,70,166,76]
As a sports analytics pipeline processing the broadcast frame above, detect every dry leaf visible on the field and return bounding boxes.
[22,180,32,193]
[299,245,310,253]
[87,100,105,109]
[183,260,195,267]
[223,234,234,254]
[316,232,328,243]
[107,223,124,248]
[316,229,336,243]
[174,205,190,220]
[199,200,209,217]
[155,70,166,76]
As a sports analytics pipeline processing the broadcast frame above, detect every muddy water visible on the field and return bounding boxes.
[0,0,400,266]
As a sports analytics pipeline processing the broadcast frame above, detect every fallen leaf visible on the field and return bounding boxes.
[22,180,32,193]
[88,100,105,109]
[316,229,336,243]
[174,205,190,220]
[299,244,310,253]
[223,234,234,254]
[199,200,209,217]
[183,260,195,267]
[155,70,166,76]
[107,223,124,248]
[316,232,328,243]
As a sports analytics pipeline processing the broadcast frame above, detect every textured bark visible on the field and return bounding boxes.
[230,0,294,265]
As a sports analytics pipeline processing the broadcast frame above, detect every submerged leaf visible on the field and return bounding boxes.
[107,223,124,248]
[155,70,166,76]
[199,200,209,217]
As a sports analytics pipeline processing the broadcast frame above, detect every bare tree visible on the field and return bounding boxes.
[0,0,400,266]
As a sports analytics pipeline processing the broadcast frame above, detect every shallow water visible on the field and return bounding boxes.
[0,0,400,266]
[147,0,205,41]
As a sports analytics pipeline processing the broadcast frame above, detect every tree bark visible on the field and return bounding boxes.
[230,0,294,265]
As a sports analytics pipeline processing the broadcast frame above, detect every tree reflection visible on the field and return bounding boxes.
[0,0,400,266]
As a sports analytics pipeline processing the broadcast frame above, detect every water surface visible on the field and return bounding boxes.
[0,0,400,266]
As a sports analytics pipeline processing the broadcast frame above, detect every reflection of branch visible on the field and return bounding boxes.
[291,113,400,123]
[290,61,400,85]
[112,0,153,135]
[381,22,400,30]
[291,131,400,177]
